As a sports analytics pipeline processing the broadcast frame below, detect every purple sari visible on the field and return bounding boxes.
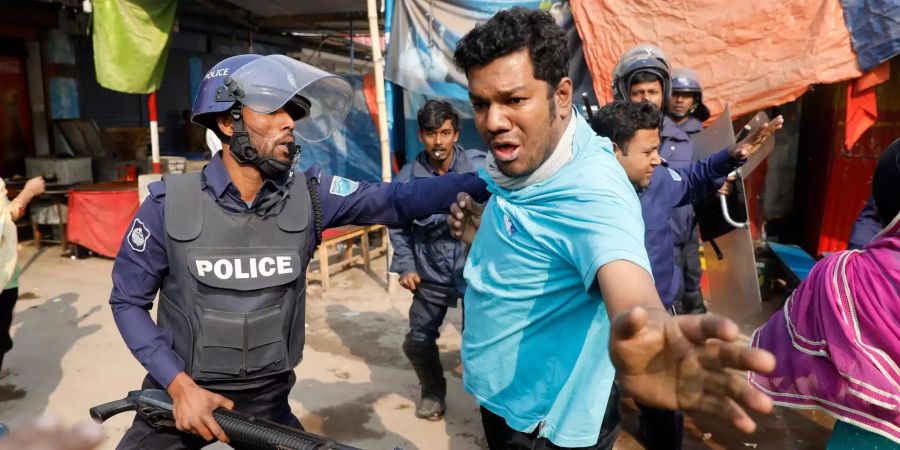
[750,213,900,444]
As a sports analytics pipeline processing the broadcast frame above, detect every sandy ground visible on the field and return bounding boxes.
[0,242,833,449]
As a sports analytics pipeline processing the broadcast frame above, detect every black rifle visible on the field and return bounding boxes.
[90,389,361,450]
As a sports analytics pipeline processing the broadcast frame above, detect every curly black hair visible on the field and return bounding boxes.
[590,100,663,155]
[453,7,568,91]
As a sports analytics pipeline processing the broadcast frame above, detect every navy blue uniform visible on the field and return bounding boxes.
[109,153,488,390]
[661,116,707,314]
[389,146,486,340]
[848,198,882,250]
[640,148,740,309]
[635,146,740,450]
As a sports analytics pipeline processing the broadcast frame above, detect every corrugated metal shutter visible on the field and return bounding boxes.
[155,49,193,153]
[75,37,144,129]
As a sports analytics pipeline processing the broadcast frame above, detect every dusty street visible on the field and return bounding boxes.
[0,242,832,449]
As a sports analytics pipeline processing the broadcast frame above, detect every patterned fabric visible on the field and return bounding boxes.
[750,212,900,445]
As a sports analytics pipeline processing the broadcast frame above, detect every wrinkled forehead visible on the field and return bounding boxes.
[466,51,546,99]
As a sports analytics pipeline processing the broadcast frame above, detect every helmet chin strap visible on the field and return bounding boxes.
[228,105,301,179]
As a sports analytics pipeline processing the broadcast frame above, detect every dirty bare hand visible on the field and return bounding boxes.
[447,192,484,245]
[729,115,784,161]
[166,372,234,443]
[399,272,421,292]
[0,414,105,450]
[610,307,776,433]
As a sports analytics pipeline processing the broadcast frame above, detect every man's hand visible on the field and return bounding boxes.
[610,307,776,433]
[718,174,737,196]
[399,272,421,292]
[23,177,45,198]
[728,115,784,161]
[166,372,234,443]
[447,192,484,245]
[0,414,105,450]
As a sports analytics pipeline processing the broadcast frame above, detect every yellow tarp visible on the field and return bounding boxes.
[571,0,863,119]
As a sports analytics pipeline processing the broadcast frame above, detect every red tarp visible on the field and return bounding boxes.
[570,0,864,120]
[845,62,891,149]
[67,186,139,258]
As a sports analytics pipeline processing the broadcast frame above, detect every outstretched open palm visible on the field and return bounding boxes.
[610,307,776,433]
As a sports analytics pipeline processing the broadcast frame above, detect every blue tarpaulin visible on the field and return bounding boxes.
[385,0,543,100]
[841,0,900,72]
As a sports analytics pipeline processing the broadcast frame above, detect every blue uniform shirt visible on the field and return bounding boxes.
[660,116,701,247]
[109,153,489,388]
[640,149,741,308]
[462,113,650,447]
[389,146,487,303]
[848,198,882,250]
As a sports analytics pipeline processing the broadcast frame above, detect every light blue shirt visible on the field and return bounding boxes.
[462,112,651,447]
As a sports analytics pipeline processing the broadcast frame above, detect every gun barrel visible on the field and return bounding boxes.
[212,409,361,450]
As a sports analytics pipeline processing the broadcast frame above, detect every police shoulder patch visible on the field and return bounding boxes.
[667,168,683,182]
[329,176,359,197]
[128,218,151,253]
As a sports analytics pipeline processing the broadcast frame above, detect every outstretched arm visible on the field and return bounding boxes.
[318,172,489,228]
[599,260,776,433]
[8,177,45,220]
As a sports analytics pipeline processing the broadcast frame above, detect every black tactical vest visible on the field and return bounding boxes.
[159,173,313,388]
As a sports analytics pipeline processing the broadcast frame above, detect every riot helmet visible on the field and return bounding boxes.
[612,44,671,110]
[670,67,710,121]
[191,54,353,178]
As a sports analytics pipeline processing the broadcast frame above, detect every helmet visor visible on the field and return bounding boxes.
[229,55,353,142]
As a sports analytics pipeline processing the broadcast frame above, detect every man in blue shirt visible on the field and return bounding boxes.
[109,54,489,449]
[449,8,776,450]
[590,100,782,450]
[389,100,486,420]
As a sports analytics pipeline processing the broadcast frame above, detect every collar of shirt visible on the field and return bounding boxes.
[678,117,703,135]
[201,152,287,211]
[412,144,466,177]
[660,115,691,142]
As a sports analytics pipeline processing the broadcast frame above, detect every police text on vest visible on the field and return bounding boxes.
[195,256,293,280]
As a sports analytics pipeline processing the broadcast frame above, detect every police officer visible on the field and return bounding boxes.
[109,54,489,449]
[389,100,485,421]
[590,99,784,450]
[666,67,710,314]
[668,67,710,125]
[612,45,707,315]
[610,45,783,450]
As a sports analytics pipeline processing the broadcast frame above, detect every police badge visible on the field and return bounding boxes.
[128,219,151,253]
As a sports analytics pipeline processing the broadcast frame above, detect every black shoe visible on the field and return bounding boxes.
[403,334,448,421]
[415,395,446,421]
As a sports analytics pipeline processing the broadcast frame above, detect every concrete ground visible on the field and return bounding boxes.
[0,241,833,449]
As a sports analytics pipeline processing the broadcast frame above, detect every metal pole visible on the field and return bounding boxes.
[149,91,160,174]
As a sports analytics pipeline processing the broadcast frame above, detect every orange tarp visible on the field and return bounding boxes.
[570,0,864,119]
